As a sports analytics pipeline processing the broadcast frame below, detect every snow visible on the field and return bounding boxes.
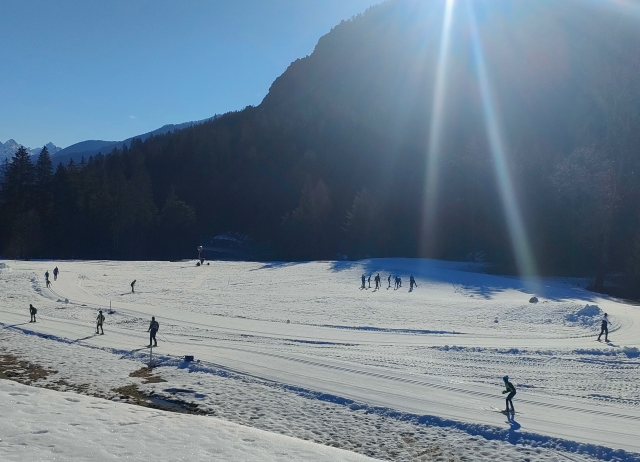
[1,258,639,461]
[0,379,373,461]
[0,139,61,160]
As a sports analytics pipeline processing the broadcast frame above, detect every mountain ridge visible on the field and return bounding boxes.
[1,117,217,165]
[0,140,61,161]
[51,117,218,165]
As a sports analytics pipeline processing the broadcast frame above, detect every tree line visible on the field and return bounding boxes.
[1,0,640,296]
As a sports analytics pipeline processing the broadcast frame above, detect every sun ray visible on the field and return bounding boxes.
[421,0,456,256]
[466,0,539,285]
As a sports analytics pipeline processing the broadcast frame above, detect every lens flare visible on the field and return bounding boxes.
[421,0,456,256]
[466,1,539,283]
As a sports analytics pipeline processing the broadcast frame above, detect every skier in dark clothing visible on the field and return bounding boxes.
[45,271,51,288]
[29,304,37,322]
[367,275,371,289]
[410,275,417,289]
[96,310,105,335]
[53,267,59,281]
[147,317,159,347]
[361,274,366,289]
[375,273,380,289]
[131,280,136,293]
[388,275,392,289]
[502,376,516,413]
[597,313,609,342]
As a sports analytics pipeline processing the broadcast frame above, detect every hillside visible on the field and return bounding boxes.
[1,0,640,290]
[51,117,216,166]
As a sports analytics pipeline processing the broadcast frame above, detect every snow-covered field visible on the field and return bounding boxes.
[0,379,373,461]
[1,258,639,461]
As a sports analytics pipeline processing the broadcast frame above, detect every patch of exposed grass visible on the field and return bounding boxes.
[129,366,167,384]
[0,353,56,384]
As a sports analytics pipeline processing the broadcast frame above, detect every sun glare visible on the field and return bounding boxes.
[465,0,539,286]
[421,0,455,256]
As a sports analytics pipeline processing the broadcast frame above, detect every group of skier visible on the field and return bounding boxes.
[360,273,418,290]
[43,267,59,288]
[28,302,161,347]
[27,261,616,417]
[30,274,160,347]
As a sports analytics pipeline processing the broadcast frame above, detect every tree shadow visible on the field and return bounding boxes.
[1,322,31,329]
[250,261,309,271]
[330,257,600,301]
[71,334,98,343]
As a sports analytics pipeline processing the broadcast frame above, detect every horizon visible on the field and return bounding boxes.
[0,0,380,149]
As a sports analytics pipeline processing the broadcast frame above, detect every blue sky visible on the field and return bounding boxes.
[0,0,380,149]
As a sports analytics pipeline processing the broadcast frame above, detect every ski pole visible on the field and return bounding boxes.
[159,332,173,344]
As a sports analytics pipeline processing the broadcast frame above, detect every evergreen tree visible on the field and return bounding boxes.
[343,187,378,259]
[35,145,53,187]
[158,187,198,259]
[4,146,35,214]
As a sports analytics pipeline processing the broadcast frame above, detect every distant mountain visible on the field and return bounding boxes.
[0,140,61,161]
[51,118,216,166]
[1,118,215,166]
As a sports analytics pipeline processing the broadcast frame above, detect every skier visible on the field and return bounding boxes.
[375,273,380,289]
[46,278,51,288]
[361,274,366,289]
[368,275,371,289]
[388,274,391,289]
[96,310,105,335]
[131,280,136,293]
[597,313,609,342]
[44,271,50,287]
[502,375,516,413]
[53,267,59,281]
[410,274,417,289]
[29,304,37,323]
[147,316,159,347]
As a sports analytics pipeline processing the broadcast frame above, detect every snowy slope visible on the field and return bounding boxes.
[0,380,374,461]
[1,258,639,460]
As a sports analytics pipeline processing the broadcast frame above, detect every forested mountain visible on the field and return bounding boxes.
[51,117,217,165]
[2,0,640,294]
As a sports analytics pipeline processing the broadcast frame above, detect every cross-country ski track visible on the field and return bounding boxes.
[1,259,639,460]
